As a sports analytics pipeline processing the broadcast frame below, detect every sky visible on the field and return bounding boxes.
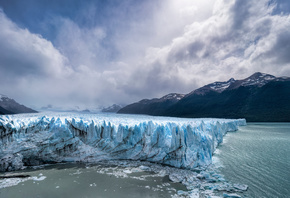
[0,0,290,110]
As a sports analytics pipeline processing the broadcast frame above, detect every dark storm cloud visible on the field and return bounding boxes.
[263,31,290,64]
[168,41,204,63]
[230,0,252,30]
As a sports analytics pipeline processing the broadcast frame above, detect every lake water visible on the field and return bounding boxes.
[0,123,289,197]
[0,162,188,198]
[216,123,290,198]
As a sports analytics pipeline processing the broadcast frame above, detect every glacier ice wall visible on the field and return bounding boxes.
[0,113,246,172]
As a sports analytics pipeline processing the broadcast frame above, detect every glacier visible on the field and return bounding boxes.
[0,113,246,172]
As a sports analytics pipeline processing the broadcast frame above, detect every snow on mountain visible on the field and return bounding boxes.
[241,72,276,87]
[188,72,290,96]
[160,93,185,101]
[188,78,236,96]
[209,78,236,91]
[227,72,290,90]
[0,113,246,171]
[138,93,185,104]
[0,94,10,102]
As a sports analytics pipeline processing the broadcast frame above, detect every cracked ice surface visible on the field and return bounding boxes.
[0,113,246,172]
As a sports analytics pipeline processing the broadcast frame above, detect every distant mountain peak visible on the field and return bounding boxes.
[0,94,9,99]
[248,72,274,78]
[0,94,15,103]
[102,104,124,113]
[242,72,276,86]
[0,94,7,97]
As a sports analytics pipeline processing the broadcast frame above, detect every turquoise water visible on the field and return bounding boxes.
[217,123,290,198]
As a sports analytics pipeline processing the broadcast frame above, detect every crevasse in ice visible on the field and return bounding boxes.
[0,113,246,172]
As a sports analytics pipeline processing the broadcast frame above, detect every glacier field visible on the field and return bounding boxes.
[0,113,246,172]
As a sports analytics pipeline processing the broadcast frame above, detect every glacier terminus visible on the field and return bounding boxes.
[0,113,246,172]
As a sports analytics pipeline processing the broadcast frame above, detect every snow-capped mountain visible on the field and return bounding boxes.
[160,93,185,100]
[101,104,124,113]
[190,72,290,96]
[227,72,290,90]
[0,94,37,114]
[239,72,277,87]
[118,72,290,121]
[191,78,236,95]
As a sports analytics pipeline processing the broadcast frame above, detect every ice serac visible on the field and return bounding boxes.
[0,113,246,172]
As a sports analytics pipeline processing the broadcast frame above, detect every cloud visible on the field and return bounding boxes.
[0,0,290,109]
[0,9,137,108]
[0,10,71,79]
[0,10,71,106]
[128,0,290,96]
[54,17,109,70]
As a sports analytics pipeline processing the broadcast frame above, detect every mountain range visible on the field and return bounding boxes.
[118,72,290,122]
[0,94,37,115]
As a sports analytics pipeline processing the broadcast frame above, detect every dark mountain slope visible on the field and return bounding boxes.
[118,73,290,122]
[163,81,290,121]
[0,106,14,115]
[0,95,37,114]
[163,86,251,119]
[118,93,184,115]
[243,81,290,121]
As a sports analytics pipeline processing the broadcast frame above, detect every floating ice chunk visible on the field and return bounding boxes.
[0,175,46,189]
[0,178,29,188]
[32,176,46,181]
[177,190,187,195]
[233,184,248,191]
[223,193,242,198]
[169,174,184,183]
[123,169,132,174]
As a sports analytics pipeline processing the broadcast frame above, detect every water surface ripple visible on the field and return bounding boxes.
[217,123,290,198]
